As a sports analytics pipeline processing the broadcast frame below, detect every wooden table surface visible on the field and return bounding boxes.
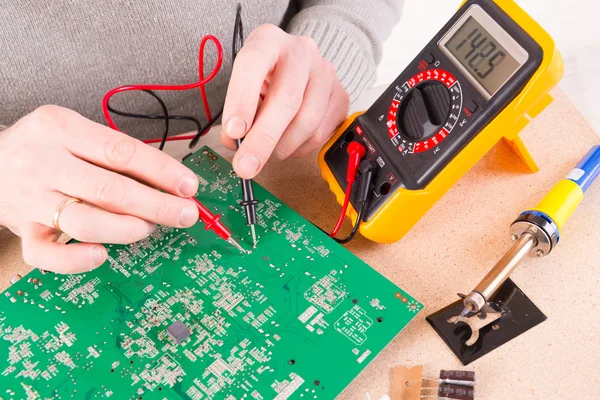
[1,89,599,399]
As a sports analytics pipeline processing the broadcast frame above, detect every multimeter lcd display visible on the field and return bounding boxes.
[444,16,522,97]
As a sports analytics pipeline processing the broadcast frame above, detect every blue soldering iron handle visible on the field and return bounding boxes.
[513,145,600,254]
[527,145,600,235]
[566,145,600,193]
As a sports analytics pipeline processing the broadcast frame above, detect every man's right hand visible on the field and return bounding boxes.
[0,105,200,274]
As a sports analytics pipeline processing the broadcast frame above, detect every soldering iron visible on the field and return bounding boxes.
[457,145,600,320]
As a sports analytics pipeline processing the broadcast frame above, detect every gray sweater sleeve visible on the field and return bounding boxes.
[286,0,404,102]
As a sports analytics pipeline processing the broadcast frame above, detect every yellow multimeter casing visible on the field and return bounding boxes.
[318,0,564,244]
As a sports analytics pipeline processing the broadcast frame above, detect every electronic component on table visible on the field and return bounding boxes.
[423,370,475,388]
[428,145,600,365]
[389,366,476,400]
[389,365,424,400]
[0,146,422,399]
[420,384,475,400]
[319,0,563,244]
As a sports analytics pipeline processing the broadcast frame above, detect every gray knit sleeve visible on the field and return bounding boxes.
[286,0,404,103]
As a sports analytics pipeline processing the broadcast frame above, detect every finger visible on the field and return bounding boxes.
[271,60,335,161]
[51,107,198,197]
[222,25,284,141]
[291,80,350,158]
[33,191,156,244]
[50,155,199,228]
[21,222,107,274]
[221,93,262,151]
[220,129,237,152]
[233,39,313,178]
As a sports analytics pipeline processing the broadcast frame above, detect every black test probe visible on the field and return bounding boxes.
[233,4,259,248]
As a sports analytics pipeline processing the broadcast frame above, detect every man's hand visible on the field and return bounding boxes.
[0,106,200,273]
[222,24,350,179]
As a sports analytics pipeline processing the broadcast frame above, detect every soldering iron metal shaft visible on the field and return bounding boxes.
[458,233,537,320]
[474,233,536,301]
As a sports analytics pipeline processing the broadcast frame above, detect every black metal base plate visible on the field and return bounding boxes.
[426,278,547,365]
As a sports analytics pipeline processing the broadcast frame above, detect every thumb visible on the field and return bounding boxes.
[20,223,107,274]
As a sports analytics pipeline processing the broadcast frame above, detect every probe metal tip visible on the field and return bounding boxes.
[226,237,247,254]
[250,225,257,249]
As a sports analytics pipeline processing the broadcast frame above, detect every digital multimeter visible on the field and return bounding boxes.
[319,0,564,244]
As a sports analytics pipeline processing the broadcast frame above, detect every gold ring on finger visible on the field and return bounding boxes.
[52,197,82,232]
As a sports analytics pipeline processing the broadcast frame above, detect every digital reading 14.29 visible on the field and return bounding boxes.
[445,16,521,96]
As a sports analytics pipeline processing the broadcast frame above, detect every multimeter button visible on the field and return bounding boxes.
[466,100,479,113]
[424,52,435,64]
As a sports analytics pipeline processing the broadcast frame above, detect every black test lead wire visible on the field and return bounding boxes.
[189,108,223,149]
[107,90,171,151]
[333,207,364,244]
[106,89,221,152]
[232,3,259,248]
[325,159,377,244]
[338,159,377,243]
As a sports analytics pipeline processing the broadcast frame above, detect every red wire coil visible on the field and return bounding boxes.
[101,35,224,145]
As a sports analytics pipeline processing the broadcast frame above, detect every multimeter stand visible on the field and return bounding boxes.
[426,278,546,365]
[318,0,563,244]
[504,132,540,172]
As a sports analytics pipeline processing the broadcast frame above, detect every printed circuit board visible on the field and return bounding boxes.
[0,146,422,399]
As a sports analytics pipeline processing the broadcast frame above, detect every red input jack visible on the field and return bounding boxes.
[330,142,367,238]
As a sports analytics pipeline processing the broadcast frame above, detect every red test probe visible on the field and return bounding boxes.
[329,142,367,238]
[191,197,246,253]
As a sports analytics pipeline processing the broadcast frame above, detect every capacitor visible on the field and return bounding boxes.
[421,384,475,400]
[423,370,475,387]
[9,274,22,285]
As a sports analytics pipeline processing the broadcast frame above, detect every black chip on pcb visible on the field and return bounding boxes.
[167,321,191,344]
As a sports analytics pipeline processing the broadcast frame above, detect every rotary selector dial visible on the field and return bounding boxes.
[399,82,451,141]
[387,69,463,154]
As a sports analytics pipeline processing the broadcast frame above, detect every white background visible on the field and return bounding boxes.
[376,0,600,133]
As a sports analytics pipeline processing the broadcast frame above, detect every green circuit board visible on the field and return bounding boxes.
[0,146,422,400]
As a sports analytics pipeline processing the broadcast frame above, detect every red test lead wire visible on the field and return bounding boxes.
[191,197,246,253]
[102,35,224,145]
[330,142,367,238]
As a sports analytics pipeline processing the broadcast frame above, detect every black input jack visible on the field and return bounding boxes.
[380,182,391,195]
